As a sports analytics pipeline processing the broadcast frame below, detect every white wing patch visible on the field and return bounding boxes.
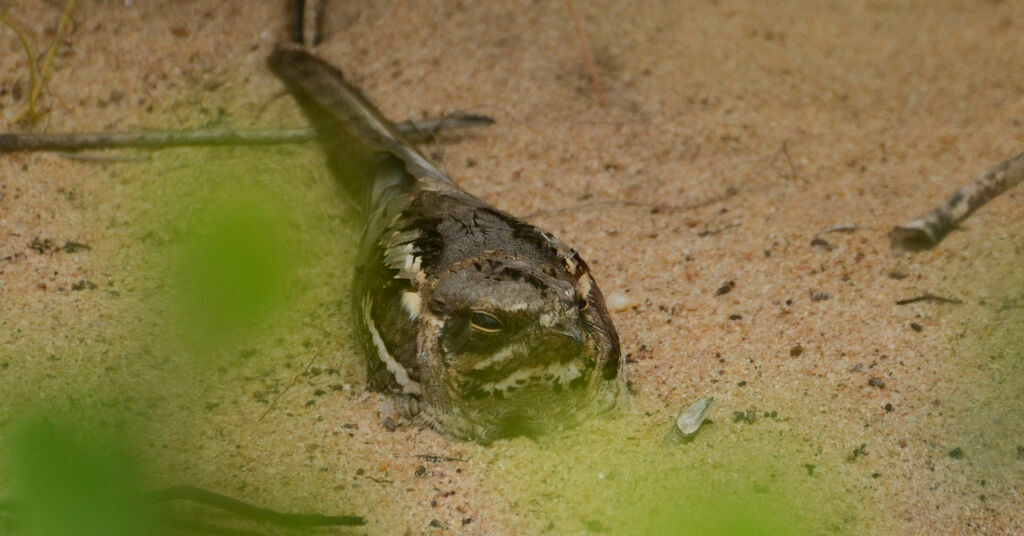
[401,291,421,321]
[479,362,583,394]
[363,295,422,395]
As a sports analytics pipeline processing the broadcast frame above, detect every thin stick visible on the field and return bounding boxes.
[31,0,79,118]
[0,113,494,154]
[895,293,963,306]
[146,485,365,527]
[566,0,608,108]
[0,12,40,120]
[890,149,1024,254]
[782,140,799,181]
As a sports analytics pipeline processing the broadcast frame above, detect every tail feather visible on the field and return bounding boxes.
[267,46,450,206]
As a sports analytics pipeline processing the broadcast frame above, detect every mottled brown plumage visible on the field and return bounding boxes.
[268,46,623,443]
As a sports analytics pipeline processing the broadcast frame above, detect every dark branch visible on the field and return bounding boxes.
[145,485,365,527]
[0,113,494,154]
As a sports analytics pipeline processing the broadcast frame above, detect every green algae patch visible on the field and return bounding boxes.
[482,411,872,535]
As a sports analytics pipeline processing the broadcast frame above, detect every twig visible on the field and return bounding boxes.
[823,224,864,234]
[895,293,963,305]
[259,350,318,422]
[697,223,740,237]
[30,0,78,121]
[0,128,315,153]
[0,12,40,120]
[890,149,1024,254]
[0,113,494,154]
[782,140,799,181]
[146,485,365,527]
[566,0,608,107]
[414,454,468,463]
[289,0,305,44]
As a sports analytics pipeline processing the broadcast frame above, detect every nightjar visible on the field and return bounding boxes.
[268,46,623,443]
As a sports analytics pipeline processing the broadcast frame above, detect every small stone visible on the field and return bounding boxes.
[732,410,758,424]
[673,397,714,438]
[868,377,885,389]
[789,344,803,357]
[728,313,742,320]
[428,519,443,528]
[909,322,923,332]
[948,447,964,459]
[888,269,908,280]
[715,280,736,296]
[810,238,833,251]
[811,291,831,301]
[884,403,893,412]
[606,291,638,312]
[71,280,96,291]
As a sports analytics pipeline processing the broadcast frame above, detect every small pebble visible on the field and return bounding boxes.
[948,447,964,459]
[673,397,715,438]
[811,291,832,301]
[605,291,638,312]
[868,377,885,389]
[789,344,803,357]
[810,237,833,251]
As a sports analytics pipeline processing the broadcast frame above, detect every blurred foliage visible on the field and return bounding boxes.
[6,417,159,536]
[171,193,296,352]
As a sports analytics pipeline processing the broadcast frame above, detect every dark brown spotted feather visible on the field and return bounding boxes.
[269,45,623,443]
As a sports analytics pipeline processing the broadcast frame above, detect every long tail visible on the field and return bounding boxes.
[267,45,450,208]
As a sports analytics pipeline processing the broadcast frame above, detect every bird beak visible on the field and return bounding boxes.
[552,326,585,347]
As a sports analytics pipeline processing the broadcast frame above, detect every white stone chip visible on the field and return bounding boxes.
[606,291,638,312]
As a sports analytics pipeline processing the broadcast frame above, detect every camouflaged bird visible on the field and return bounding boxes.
[268,46,623,443]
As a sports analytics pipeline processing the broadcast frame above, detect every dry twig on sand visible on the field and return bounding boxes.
[890,149,1024,254]
[0,113,494,154]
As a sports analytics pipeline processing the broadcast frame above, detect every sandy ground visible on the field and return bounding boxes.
[1,1,1023,534]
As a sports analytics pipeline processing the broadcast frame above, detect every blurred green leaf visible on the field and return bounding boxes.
[173,195,295,351]
[7,418,157,536]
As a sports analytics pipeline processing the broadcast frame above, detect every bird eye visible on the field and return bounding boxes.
[469,311,503,333]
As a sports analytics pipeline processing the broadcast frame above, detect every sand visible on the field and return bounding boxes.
[1,1,1022,534]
